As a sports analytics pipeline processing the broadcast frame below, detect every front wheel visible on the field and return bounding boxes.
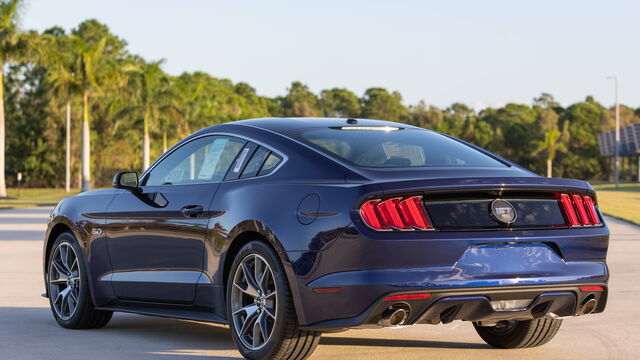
[473,319,562,348]
[47,232,113,329]
[227,241,321,360]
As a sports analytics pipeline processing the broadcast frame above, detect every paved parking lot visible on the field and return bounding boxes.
[0,207,638,359]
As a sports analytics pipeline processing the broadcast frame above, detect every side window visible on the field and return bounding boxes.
[258,153,283,176]
[144,136,246,186]
[241,147,270,179]
[225,143,258,181]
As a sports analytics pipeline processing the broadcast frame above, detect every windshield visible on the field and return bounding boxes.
[287,127,507,168]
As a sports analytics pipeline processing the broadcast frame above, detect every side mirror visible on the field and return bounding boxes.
[113,170,139,190]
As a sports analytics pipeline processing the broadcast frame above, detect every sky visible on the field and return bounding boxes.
[21,0,640,110]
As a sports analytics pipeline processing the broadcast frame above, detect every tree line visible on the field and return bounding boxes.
[1,3,639,193]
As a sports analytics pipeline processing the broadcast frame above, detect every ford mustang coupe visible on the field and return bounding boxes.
[43,118,609,359]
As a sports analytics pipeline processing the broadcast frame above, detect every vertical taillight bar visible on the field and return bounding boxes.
[359,195,433,231]
[377,198,411,230]
[572,194,592,225]
[360,200,385,230]
[559,193,601,227]
[583,196,601,225]
[398,196,433,230]
[559,193,580,226]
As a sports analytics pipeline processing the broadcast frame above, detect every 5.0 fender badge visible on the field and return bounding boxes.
[92,227,102,235]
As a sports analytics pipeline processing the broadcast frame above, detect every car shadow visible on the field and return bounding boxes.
[0,307,241,359]
[320,336,490,349]
[1,306,491,359]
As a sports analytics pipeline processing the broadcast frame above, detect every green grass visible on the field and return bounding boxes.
[0,188,78,210]
[592,183,640,225]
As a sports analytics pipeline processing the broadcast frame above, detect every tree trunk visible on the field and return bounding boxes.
[142,112,150,170]
[546,158,552,178]
[80,91,91,192]
[162,130,167,153]
[0,63,7,198]
[65,101,71,193]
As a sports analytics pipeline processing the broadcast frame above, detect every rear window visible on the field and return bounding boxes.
[287,127,506,168]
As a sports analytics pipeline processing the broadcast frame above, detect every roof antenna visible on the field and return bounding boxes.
[346,118,358,124]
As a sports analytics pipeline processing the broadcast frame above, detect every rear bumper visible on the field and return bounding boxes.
[296,248,608,326]
[300,283,608,331]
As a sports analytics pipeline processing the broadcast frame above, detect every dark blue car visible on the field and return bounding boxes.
[43,118,609,359]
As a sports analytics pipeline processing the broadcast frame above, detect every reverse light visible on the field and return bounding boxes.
[384,293,432,301]
[559,193,602,227]
[359,195,433,231]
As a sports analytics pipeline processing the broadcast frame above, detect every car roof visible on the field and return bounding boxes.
[201,117,421,134]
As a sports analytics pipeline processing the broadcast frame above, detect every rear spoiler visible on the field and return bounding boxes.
[374,177,593,197]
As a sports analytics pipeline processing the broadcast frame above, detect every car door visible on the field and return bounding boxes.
[105,135,246,304]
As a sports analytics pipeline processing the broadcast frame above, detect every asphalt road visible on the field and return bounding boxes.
[0,207,638,360]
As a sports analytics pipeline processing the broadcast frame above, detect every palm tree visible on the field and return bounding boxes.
[124,60,176,169]
[532,123,569,178]
[69,34,107,192]
[0,0,30,197]
[44,31,77,192]
[174,78,205,138]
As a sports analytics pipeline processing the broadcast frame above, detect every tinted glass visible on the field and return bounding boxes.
[241,147,270,179]
[145,136,246,186]
[258,153,282,176]
[226,143,258,181]
[289,128,506,168]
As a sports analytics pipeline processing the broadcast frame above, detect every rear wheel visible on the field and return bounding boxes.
[473,319,562,348]
[227,241,321,360]
[47,232,113,329]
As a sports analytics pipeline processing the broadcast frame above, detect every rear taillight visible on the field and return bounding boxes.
[359,195,433,231]
[583,196,601,225]
[558,193,601,227]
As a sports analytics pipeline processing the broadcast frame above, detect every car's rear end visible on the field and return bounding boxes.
[280,121,609,344]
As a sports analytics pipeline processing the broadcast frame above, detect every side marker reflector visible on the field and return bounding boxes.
[580,286,604,292]
[384,293,432,301]
[312,287,342,294]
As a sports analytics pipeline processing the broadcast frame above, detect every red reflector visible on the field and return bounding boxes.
[572,194,591,225]
[377,197,410,230]
[360,199,385,230]
[384,293,432,301]
[312,287,342,294]
[398,196,433,230]
[580,286,604,292]
[583,196,601,225]
[559,193,580,226]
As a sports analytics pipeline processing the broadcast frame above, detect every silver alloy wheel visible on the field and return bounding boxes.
[48,242,81,321]
[230,253,278,350]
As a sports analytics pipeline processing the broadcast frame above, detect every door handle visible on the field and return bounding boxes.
[181,205,204,217]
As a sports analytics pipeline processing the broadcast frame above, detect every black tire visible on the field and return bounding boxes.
[473,319,562,349]
[226,241,321,360]
[47,232,113,329]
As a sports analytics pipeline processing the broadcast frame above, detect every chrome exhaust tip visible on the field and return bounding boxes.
[379,307,409,327]
[580,298,598,315]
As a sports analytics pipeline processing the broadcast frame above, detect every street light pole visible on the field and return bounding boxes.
[608,76,620,188]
